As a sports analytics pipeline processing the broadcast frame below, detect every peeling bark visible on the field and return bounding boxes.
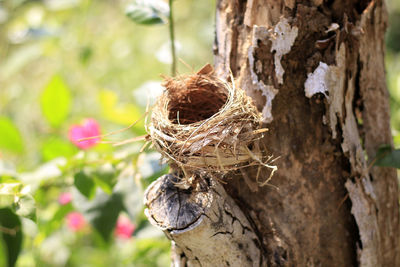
[145,0,399,266]
[213,0,400,266]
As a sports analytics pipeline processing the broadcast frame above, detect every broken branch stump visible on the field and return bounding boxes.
[144,173,262,266]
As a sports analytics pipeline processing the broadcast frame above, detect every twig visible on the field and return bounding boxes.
[169,0,177,76]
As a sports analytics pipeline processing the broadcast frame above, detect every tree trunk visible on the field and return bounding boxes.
[145,1,400,266]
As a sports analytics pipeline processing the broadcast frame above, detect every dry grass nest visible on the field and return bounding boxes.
[148,64,277,187]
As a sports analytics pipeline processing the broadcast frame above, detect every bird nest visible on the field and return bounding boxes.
[148,64,276,188]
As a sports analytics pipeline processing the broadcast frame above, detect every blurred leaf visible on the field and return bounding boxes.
[0,117,23,153]
[99,90,118,109]
[387,11,400,52]
[73,189,124,242]
[40,75,71,127]
[79,46,93,65]
[0,183,36,221]
[0,208,22,267]
[42,203,73,236]
[0,192,15,209]
[374,145,400,168]
[93,178,112,195]
[394,134,400,147]
[126,0,168,25]
[0,236,7,267]
[0,183,23,208]
[92,164,119,195]
[0,177,19,184]
[41,138,77,161]
[74,171,96,200]
[53,203,73,223]
[99,90,145,133]
[14,195,36,221]
[131,238,170,266]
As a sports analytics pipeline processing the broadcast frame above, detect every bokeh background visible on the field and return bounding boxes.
[0,0,399,266]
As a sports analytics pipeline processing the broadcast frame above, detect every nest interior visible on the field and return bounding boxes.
[167,80,228,125]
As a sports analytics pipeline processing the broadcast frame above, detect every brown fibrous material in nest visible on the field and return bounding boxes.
[148,64,277,187]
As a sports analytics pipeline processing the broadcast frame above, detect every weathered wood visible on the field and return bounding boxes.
[212,0,400,266]
[144,174,261,266]
[144,0,399,266]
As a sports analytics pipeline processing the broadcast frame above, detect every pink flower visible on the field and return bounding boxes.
[68,118,101,149]
[115,215,135,239]
[66,212,86,232]
[58,192,72,205]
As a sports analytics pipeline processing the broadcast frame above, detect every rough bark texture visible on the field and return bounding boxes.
[145,0,400,266]
[213,0,399,266]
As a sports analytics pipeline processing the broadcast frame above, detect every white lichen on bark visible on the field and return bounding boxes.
[248,26,278,123]
[270,17,298,84]
[305,45,346,139]
[304,62,330,98]
[246,17,297,123]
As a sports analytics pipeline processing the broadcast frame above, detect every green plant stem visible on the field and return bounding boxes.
[169,0,176,76]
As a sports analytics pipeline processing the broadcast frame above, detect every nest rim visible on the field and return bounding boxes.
[147,64,276,186]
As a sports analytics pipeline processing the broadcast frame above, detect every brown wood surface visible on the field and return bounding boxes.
[214,0,399,266]
[145,1,400,266]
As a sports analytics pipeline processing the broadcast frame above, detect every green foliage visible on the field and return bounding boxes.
[0,236,7,267]
[374,145,400,168]
[0,0,211,266]
[40,75,71,128]
[99,90,145,132]
[75,190,124,242]
[41,138,77,162]
[14,195,36,221]
[0,183,19,208]
[0,182,36,221]
[126,0,169,25]
[0,208,22,267]
[74,171,96,199]
[0,117,23,153]
[79,46,93,65]
[387,11,400,53]
[92,165,119,195]
[130,238,171,266]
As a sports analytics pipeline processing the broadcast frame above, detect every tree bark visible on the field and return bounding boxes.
[145,174,261,266]
[145,0,400,266]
